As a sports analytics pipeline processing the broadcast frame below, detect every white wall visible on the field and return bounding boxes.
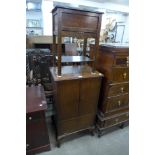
[42,0,53,36]
[123,15,129,43]
[26,0,129,41]
[26,11,43,35]
[101,12,129,43]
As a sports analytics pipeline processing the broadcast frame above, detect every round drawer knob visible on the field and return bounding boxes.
[29,117,32,120]
[26,144,29,147]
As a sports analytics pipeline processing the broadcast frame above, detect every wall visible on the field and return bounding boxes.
[42,0,53,36]
[26,9,43,35]
[101,12,129,43]
[26,0,129,43]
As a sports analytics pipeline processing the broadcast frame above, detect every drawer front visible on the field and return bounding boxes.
[61,12,99,32]
[107,82,129,97]
[105,94,129,112]
[97,113,129,128]
[114,55,129,67]
[58,114,94,136]
[112,67,129,83]
[104,113,129,127]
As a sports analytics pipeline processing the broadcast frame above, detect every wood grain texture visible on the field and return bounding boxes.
[51,69,102,139]
[26,86,47,113]
[26,86,50,154]
[93,44,129,134]
[51,6,102,143]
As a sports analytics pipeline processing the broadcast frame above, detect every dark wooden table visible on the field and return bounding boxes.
[26,86,50,155]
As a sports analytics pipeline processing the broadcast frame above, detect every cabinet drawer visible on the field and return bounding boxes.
[104,94,129,112]
[107,82,129,97]
[104,113,129,127]
[114,55,129,67]
[112,67,129,82]
[98,113,129,128]
[61,12,99,33]
[58,114,94,135]
[26,111,44,122]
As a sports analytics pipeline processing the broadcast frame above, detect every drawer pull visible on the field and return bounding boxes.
[29,117,32,120]
[123,72,127,79]
[26,144,29,147]
[118,100,121,106]
[120,87,124,93]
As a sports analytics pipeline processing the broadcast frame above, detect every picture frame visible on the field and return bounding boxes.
[26,19,41,28]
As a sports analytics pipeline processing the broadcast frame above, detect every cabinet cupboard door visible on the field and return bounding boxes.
[79,78,101,115]
[56,80,79,120]
[26,116,49,151]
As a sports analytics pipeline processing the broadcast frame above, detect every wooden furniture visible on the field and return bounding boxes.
[26,86,50,154]
[52,6,102,75]
[92,43,129,137]
[50,6,103,146]
[65,43,78,56]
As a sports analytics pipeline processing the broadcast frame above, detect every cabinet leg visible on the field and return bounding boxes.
[119,123,125,129]
[98,131,102,138]
[90,130,95,136]
[89,127,95,136]
[56,140,61,148]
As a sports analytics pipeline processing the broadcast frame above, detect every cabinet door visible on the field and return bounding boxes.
[56,80,79,120]
[26,112,49,151]
[79,78,101,115]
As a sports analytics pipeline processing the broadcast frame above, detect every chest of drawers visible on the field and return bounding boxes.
[93,44,129,137]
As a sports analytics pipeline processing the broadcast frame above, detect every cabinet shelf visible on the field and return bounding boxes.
[55,56,93,63]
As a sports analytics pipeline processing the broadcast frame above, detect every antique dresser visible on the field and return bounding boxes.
[92,43,129,137]
[26,86,50,154]
[50,6,103,146]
